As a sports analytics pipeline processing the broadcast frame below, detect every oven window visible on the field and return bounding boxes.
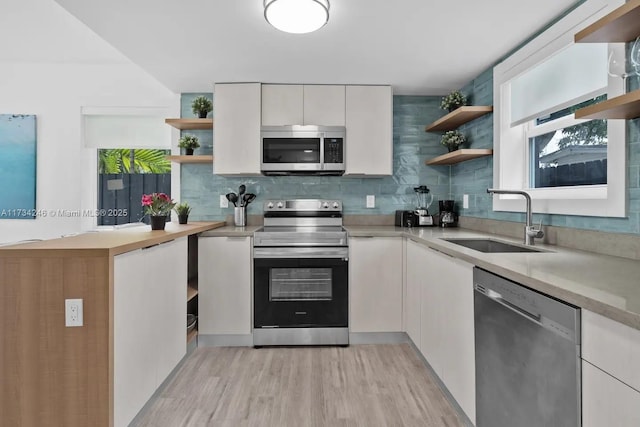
[262,138,320,163]
[269,267,332,301]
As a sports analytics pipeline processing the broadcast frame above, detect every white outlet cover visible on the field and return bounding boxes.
[366,195,375,208]
[463,194,469,209]
[65,298,83,327]
[220,194,229,208]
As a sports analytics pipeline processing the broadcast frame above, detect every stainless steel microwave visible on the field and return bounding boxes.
[260,125,346,175]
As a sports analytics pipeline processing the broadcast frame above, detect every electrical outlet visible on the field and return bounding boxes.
[65,299,83,327]
[220,194,229,208]
[463,194,469,209]
[366,195,375,208]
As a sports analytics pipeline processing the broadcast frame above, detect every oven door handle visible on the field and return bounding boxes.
[253,246,349,259]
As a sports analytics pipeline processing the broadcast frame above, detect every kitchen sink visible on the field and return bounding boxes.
[441,238,545,253]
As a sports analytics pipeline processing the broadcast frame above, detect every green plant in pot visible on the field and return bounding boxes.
[191,95,212,119]
[174,202,192,224]
[178,134,200,155]
[441,130,467,152]
[440,90,467,112]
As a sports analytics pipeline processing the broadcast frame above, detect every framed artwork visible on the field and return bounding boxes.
[0,114,37,219]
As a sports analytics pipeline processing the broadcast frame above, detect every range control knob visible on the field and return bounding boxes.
[267,202,274,209]
[332,202,339,209]
[322,202,329,209]
[276,202,284,209]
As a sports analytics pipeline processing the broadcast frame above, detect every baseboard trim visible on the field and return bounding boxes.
[349,331,409,345]
[198,334,253,347]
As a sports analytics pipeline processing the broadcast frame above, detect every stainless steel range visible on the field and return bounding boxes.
[253,199,349,347]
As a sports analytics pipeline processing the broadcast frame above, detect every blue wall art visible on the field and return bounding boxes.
[0,114,37,219]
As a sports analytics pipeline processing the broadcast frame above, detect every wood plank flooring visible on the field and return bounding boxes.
[133,344,464,427]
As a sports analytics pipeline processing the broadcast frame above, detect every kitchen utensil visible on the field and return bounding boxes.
[238,184,246,200]
[226,192,238,207]
[243,193,256,206]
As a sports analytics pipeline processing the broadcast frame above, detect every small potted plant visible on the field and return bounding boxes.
[178,134,200,155]
[141,192,175,230]
[174,202,192,224]
[440,90,467,112]
[191,96,212,119]
[441,130,467,152]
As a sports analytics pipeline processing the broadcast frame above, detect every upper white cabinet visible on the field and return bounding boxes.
[213,83,261,175]
[345,85,393,176]
[303,85,346,125]
[349,237,403,332]
[261,84,346,126]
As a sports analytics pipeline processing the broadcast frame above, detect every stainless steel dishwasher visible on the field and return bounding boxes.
[474,267,581,427]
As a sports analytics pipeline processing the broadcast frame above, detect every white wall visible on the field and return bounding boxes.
[0,0,178,244]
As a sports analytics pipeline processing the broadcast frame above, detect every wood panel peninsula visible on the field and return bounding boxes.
[0,221,224,427]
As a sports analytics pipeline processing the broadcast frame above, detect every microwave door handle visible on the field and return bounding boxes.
[319,133,325,168]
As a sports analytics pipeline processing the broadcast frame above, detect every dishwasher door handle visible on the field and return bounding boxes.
[476,285,542,326]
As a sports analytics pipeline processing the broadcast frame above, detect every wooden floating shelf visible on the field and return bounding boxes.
[574,0,640,43]
[166,155,213,164]
[425,149,493,166]
[165,118,213,130]
[574,90,640,120]
[425,106,493,132]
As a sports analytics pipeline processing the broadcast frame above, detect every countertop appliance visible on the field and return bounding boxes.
[474,267,581,427]
[395,210,417,227]
[253,199,348,346]
[414,185,434,226]
[438,199,457,227]
[260,125,345,175]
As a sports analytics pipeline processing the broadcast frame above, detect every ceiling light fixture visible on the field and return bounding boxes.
[264,0,330,34]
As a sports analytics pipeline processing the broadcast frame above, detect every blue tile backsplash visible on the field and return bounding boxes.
[180,93,455,221]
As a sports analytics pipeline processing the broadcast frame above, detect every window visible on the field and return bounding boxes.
[81,107,174,228]
[493,0,626,218]
[97,149,171,225]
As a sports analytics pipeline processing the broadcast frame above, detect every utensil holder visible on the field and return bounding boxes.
[234,207,246,227]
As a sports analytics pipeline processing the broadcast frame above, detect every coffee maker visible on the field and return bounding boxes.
[438,200,457,227]
[414,185,434,226]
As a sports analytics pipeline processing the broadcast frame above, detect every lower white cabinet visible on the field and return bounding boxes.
[407,242,475,423]
[404,240,424,347]
[349,237,403,332]
[199,236,252,335]
[113,237,187,427]
[582,309,640,425]
[582,361,640,426]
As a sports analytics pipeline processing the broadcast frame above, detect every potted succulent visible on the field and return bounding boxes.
[440,90,467,112]
[174,202,192,224]
[441,130,467,152]
[178,134,200,155]
[191,95,212,118]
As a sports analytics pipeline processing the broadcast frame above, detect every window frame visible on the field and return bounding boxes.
[492,0,626,218]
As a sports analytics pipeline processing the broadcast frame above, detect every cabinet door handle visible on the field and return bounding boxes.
[427,246,455,258]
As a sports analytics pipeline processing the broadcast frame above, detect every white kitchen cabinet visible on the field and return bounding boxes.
[303,85,346,125]
[261,84,346,126]
[417,245,475,423]
[345,85,393,176]
[349,237,403,333]
[199,236,252,335]
[113,237,187,427]
[213,83,262,175]
[261,84,303,126]
[582,361,640,427]
[405,239,425,348]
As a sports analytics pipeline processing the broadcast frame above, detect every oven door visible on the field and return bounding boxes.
[253,248,348,329]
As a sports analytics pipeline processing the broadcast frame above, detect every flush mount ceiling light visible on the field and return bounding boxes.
[264,0,330,34]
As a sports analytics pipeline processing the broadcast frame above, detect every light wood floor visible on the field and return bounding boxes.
[133,344,465,427]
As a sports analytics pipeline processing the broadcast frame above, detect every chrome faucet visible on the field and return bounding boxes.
[487,188,544,246]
